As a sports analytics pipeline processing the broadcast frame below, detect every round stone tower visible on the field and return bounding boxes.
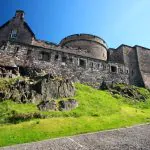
[60,34,108,60]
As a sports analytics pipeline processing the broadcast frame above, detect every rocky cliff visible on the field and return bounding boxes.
[0,74,75,104]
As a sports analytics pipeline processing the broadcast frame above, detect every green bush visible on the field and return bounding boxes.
[8,112,46,123]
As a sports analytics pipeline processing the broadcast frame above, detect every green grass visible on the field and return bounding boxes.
[0,83,150,147]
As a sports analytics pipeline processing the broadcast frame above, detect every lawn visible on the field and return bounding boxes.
[0,83,150,147]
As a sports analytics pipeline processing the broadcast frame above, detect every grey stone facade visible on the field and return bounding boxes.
[0,10,149,88]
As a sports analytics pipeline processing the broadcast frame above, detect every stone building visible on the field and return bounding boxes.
[0,10,149,88]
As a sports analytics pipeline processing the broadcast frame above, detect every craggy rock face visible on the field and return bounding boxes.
[58,99,78,111]
[34,74,75,100]
[101,83,150,101]
[37,99,78,111]
[37,100,57,111]
[0,79,37,103]
[0,74,75,103]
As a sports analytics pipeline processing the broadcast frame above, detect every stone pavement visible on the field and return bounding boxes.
[1,124,150,150]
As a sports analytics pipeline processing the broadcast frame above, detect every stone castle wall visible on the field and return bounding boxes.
[136,46,150,88]
[0,41,129,88]
[109,46,124,64]
[108,45,149,87]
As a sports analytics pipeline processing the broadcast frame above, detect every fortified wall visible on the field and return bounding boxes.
[0,41,129,88]
[0,10,149,88]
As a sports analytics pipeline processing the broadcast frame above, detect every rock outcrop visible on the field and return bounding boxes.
[37,99,78,111]
[34,74,75,100]
[58,99,78,111]
[37,100,57,111]
[101,83,150,101]
[0,74,75,103]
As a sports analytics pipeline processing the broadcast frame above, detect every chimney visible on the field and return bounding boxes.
[15,10,25,20]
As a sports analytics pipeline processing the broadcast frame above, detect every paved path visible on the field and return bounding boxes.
[1,124,150,150]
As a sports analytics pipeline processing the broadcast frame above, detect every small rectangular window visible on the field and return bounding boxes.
[90,62,93,68]
[55,54,59,61]
[27,50,32,59]
[39,52,50,61]
[27,50,32,56]
[38,53,43,60]
[97,64,100,69]
[132,70,134,76]
[10,29,17,40]
[62,56,67,62]
[111,66,117,73]
[79,59,86,68]
[103,65,106,70]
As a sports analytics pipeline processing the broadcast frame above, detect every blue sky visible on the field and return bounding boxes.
[0,0,150,48]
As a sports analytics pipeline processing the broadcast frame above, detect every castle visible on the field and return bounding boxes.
[0,10,150,88]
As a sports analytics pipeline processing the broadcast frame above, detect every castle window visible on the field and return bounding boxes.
[96,63,100,69]
[10,29,17,40]
[111,66,117,73]
[27,50,32,56]
[62,56,67,62]
[126,70,129,74]
[55,54,59,61]
[39,52,50,61]
[90,62,93,68]
[132,70,134,76]
[27,50,32,59]
[103,64,106,70]
[79,59,86,68]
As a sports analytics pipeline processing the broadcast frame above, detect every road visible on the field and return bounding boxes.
[1,124,150,150]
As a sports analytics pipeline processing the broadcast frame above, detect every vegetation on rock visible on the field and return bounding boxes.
[0,75,75,103]
[108,84,150,101]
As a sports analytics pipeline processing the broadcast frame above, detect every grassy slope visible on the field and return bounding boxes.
[0,83,150,147]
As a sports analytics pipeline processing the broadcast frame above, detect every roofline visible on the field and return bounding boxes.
[60,38,108,50]
[134,45,150,50]
[110,44,150,51]
[116,44,133,50]
[60,33,107,45]
[0,17,35,38]
[0,20,10,30]
[24,22,35,37]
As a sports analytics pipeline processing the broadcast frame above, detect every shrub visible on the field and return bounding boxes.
[8,112,46,123]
